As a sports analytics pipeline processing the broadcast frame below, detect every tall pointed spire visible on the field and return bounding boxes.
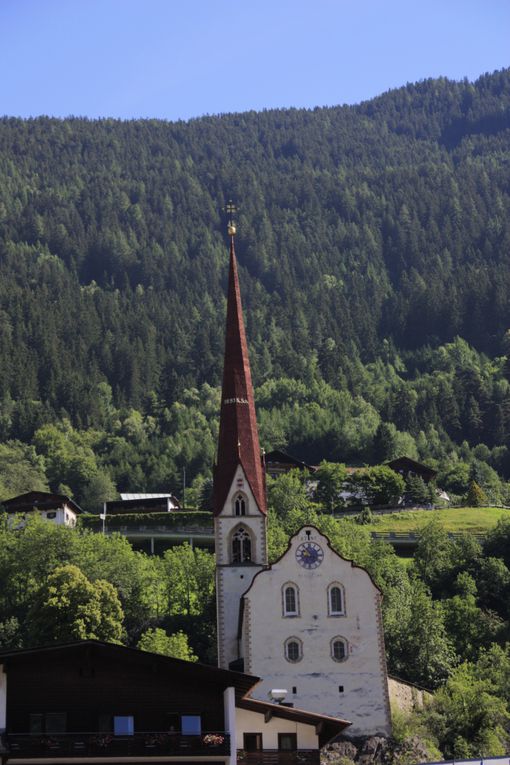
[213,211,267,517]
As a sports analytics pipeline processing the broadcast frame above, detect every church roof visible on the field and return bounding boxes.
[213,237,267,517]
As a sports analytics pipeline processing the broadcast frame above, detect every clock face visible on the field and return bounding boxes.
[296,542,324,569]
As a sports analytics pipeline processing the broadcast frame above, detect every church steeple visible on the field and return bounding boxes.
[213,214,267,517]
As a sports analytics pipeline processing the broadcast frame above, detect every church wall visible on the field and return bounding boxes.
[215,465,267,668]
[242,527,391,738]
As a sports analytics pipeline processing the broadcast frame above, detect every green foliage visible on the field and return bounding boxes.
[383,577,457,688]
[0,441,48,496]
[313,461,347,513]
[267,470,314,520]
[162,543,215,616]
[137,627,198,661]
[0,515,166,647]
[422,662,510,758]
[27,563,124,643]
[413,519,457,592]
[466,479,487,507]
[80,511,211,529]
[0,76,509,500]
[483,517,510,568]
[405,474,433,505]
[441,574,503,661]
[347,465,405,506]
[355,506,373,525]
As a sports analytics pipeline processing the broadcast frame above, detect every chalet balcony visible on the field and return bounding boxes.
[238,751,320,765]
[3,731,230,758]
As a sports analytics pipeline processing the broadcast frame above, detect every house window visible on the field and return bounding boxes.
[234,493,247,516]
[278,733,297,751]
[284,637,302,663]
[98,714,112,732]
[114,716,134,736]
[328,584,345,616]
[244,733,262,751]
[47,511,57,519]
[29,713,66,734]
[232,527,252,563]
[29,714,44,734]
[282,584,299,616]
[46,713,67,733]
[331,637,348,662]
[181,715,201,735]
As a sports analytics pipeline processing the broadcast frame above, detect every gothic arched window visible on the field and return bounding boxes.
[232,526,252,563]
[331,637,348,662]
[234,493,247,516]
[328,583,345,616]
[283,584,299,616]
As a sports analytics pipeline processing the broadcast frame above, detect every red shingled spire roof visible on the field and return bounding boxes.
[213,237,267,517]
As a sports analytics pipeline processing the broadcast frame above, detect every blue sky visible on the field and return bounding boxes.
[1,0,509,121]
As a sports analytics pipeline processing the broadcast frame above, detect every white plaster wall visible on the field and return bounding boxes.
[236,708,319,749]
[63,506,78,527]
[215,465,268,668]
[224,687,237,765]
[243,527,391,738]
[215,465,267,566]
[54,507,66,526]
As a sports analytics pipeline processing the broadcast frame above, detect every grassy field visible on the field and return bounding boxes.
[365,507,510,535]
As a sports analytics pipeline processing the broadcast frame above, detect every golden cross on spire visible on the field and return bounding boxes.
[223,199,238,237]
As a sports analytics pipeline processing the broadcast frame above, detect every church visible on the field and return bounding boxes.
[213,215,392,739]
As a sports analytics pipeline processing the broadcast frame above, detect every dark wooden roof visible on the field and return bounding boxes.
[0,640,259,701]
[265,450,316,472]
[213,238,266,517]
[387,456,437,480]
[2,491,84,514]
[238,697,350,745]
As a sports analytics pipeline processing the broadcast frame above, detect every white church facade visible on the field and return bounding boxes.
[239,526,391,736]
[213,215,392,739]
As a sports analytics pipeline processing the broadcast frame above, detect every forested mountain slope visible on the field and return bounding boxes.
[1,69,510,504]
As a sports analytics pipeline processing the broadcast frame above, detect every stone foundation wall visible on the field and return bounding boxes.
[387,676,432,713]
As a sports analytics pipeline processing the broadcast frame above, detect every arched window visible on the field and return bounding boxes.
[284,637,302,663]
[231,527,252,563]
[328,584,345,616]
[234,493,247,516]
[283,584,299,616]
[331,637,348,662]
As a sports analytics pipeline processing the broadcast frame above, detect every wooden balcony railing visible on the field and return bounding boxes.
[238,751,320,765]
[3,731,230,758]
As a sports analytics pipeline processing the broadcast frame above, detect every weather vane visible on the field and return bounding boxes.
[223,199,238,237]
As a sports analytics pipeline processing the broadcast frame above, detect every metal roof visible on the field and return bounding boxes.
[120,493,175,500]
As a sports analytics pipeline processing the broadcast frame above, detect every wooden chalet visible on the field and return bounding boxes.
[1,492,83,527]
[264,451,317,480]
[0,641,349,765]
[386,457,437,484]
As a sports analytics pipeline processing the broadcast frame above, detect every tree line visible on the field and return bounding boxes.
[0,70,510,503]
[4,496,510,758]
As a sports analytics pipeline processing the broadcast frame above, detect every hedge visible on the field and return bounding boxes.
[79,510,213,530]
